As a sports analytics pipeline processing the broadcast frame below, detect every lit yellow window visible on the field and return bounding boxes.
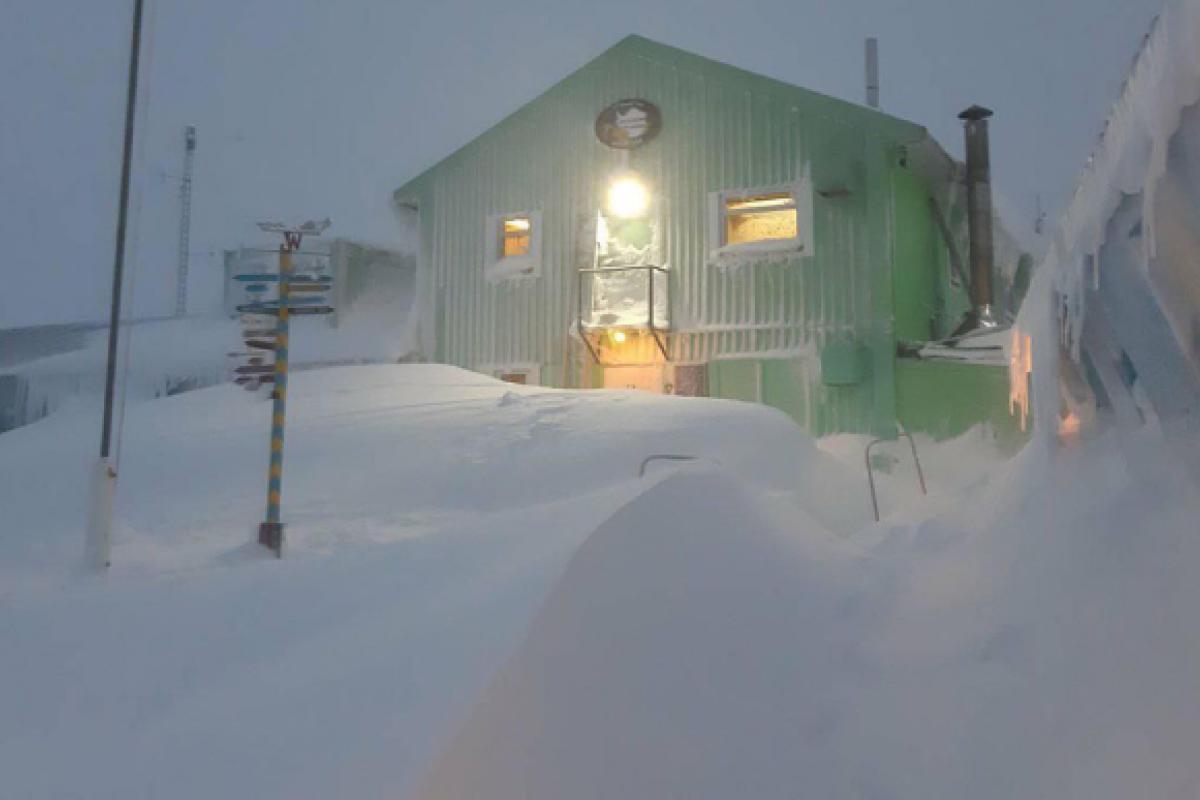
[501,216,532,258]
[724,192,798,245]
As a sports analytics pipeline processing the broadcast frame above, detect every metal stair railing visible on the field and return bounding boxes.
[865,431,928,522]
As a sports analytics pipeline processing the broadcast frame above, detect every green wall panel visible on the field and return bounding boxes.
[895,358,1027,451]
[397,35,974,438]
[891,164,939,343]
[709,359,759,403]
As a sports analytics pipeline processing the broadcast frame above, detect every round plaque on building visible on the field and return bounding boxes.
[595,99,662,150]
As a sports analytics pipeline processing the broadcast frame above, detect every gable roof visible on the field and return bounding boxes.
[394,34,937,203]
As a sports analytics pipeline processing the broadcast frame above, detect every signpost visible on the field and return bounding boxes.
[234,273,331,284]
[250,218,330,556]
[236,303,334,316]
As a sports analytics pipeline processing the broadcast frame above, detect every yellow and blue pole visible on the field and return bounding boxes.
[258,240,294,555]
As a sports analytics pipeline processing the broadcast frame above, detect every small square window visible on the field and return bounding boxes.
[723,192,797,246]
[489,364,540,385]
[500,216,532,258]
[485,211,541,281]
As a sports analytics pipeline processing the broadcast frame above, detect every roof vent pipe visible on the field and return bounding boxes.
[865,39,880,109]
[956,104,998,334]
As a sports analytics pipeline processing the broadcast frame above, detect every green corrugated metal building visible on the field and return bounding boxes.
[394,34,1022,440]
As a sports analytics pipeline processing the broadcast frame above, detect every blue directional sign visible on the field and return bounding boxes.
[236,303,334,316]
[237,303,276,315]
[234,273,331,284]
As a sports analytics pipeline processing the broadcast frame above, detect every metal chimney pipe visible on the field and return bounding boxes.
[865,39,880,109]
[959,104,997,329]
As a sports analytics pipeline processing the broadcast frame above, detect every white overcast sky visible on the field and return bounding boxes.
[1,0,1163,327]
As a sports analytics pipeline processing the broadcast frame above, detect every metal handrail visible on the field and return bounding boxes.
[578,265,670,276]
[865,431,928,522]
[576,263,671,364]
[638,453,705,478]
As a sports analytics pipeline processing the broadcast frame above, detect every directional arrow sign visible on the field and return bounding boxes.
[235,364,277,375]
[234,273,331,284]
[237,303,335,316]
[237,303,277,315]
[241,295,326,307]
[228,352,268,364]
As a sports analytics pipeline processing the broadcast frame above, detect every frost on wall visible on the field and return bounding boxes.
[1017,0,1200,450]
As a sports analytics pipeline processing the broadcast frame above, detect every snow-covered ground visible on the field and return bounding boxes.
[1,363,1196,799]
[0,364,865,798]
[416,430,1200,800]
[3,303,416,433]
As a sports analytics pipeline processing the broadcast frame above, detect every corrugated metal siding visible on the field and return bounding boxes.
[401,37,928,434]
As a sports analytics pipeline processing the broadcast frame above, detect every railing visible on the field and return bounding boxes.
[865,431,928,522]
[576,264,670,365]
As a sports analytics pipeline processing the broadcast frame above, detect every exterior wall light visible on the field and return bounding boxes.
[607,175,650,218]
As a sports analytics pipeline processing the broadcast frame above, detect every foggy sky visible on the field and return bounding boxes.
[1,0,1163,327]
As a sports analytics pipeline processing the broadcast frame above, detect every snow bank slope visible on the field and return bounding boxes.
[1,363,864,592]
[413,467,864,800]
[414,435,1200,800]
[0,364,869,799]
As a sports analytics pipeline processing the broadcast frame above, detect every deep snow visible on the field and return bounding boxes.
[2,364,1195,799]
[0,363,871,798]
[416,434,1200,800]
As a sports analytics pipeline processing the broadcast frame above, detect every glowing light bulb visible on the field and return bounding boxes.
[611,330,627,344]
[607,176,649,218]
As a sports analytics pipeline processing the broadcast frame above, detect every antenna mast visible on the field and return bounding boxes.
[175,125,196,316]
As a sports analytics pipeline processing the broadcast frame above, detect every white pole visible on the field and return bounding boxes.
[85,460,116,569]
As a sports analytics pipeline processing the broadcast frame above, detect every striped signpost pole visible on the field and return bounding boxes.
[258,239,293,554]
[254,218,330,556]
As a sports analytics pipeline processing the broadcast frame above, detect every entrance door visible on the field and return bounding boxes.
[602,366,665,393]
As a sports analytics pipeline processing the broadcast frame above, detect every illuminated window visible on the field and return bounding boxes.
[485,211,541,281]
[723,192,798,245]
[500,215,532,258]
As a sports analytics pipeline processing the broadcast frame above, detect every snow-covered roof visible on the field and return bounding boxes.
[1014,0,1200,442]
[1043,0,1200,353]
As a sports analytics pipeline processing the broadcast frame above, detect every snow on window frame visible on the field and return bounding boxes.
[707,175,814,265]
[484,210,542,283]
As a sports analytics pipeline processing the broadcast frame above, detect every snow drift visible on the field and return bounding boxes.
[0,364,871,799]
[413,435,1200,800]
[412,467,865,800]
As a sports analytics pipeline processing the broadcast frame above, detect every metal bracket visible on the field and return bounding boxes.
[576,263,671,366]
[929,196,969,289]
[638,453,707,477]
[865,431,928,522]
[576,316,603,365]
